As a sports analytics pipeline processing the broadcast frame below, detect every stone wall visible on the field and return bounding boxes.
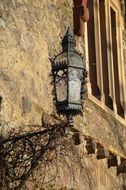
[0,0,126,189]
[0,0,73,126]
[124,30,126,77]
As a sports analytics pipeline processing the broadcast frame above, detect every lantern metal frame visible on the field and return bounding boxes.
[50,27,87,127]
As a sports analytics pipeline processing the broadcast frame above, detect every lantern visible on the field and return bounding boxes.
[50,28,87,126]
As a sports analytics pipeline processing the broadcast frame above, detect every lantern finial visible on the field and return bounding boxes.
[61,27,76,52]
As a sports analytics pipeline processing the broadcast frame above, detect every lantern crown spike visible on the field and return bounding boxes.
[61,27,76,52]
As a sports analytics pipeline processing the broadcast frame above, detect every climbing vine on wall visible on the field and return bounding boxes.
[0,118,84,190]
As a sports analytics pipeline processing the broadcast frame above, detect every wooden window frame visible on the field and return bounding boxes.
[85,0,126,125]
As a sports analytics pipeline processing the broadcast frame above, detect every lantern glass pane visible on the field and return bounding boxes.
[68,68,82,102]
[55,69,67,102]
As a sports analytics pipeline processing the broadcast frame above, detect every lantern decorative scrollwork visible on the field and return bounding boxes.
[50,27,87,127]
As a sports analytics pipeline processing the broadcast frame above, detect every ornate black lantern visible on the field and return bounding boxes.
[50,28,87,127]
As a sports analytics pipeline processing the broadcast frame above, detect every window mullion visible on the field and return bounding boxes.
[105,0,117,115]
[93,0,104,103]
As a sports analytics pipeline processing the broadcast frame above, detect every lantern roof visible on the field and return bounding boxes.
[51,27,85,71]
[52,51,84,70]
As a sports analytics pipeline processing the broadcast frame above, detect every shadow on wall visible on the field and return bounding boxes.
[122,173,126,190]
[0,96,2,117]
[0,97,2,108]
[0,123,66,189]
[122,185,126,190]
[0,119,89,190]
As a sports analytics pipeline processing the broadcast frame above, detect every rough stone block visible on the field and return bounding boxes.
[85,139,97,154]
[97,147,109,160]
[107,153,118,168]
[22,96,31,114]
[0,17,6,29]
[117,158,126,175]
[72,132,81,145]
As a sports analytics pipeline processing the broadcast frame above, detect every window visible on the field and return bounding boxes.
[86,0,126,124]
